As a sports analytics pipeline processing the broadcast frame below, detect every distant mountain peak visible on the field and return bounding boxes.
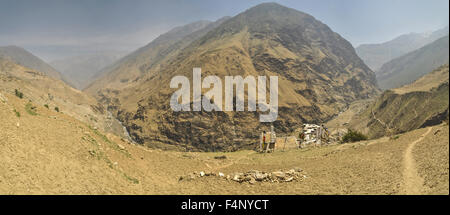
[356,26,449,71]
[86,2,378,151]
[246,2,293,11]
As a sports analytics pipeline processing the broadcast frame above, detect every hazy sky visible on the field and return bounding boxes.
[0,0,448,61]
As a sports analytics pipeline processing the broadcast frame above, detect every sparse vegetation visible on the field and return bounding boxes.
[44,104,49,109]
[341,129,368,143]
[13,109,20,117]
[54,107,59,112]
[88,125,131,157]
[390,135,400,140]
[14,89,23,99]
[123,173,140,184]
[25,103,37,116]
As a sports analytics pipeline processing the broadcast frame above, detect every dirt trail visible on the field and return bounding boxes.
[401,127,433,195]
[371,109,393,134]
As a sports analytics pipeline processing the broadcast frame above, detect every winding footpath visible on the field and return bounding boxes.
[401,127,433,195]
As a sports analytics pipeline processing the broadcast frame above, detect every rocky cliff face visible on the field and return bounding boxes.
[87,3,379,151]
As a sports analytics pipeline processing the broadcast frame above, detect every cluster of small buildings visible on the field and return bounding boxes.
[258,123,330,152]
[302,124,325,145]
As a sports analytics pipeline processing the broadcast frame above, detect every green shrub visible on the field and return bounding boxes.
[341,129,367,143]
[25,103,37,116]
[54,107,59,112]
[44,104,49,109]
[14,89,23,99]
[390,135,400,140]
[13,109,20,117]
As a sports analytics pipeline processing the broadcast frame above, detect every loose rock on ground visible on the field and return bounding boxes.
[179,168,306,184]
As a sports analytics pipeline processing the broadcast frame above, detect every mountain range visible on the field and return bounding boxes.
[356,26,449,71]
[85,3,379,151]
[0,1,448,195]
[376,35,449,89]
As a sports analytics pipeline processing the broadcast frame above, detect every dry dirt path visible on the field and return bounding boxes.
[401,127,433,194]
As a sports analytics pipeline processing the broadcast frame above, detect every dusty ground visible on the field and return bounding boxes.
[0,92,448,194]
[413,124,449,194]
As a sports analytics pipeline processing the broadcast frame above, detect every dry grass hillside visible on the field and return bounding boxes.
[349,65,449,138]
[1,90,448,194]
[0,46,62,80]
[0,58,129,140]
[393,64,449,94]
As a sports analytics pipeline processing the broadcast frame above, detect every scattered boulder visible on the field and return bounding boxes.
[271,171,285,179]
[233,173,244,182]
[179,168,307,184]
[255,172,268,181]
[249,177,257,185]
[285,177,294,182]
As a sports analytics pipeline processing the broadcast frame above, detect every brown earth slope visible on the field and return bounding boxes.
[0,58,130,140]
[86,3,379,151]
[0,46,62,80]
[1,91,447,194]
[349,64,449,138]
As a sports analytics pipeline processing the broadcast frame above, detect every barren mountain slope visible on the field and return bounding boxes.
[87,3,379,151]
[0,58,129,139]
[1,91,447,194]
[356,26,449,71]
[0,46,62,80]
[85,18,230,93]
[376,35,449,89]
[349,64,449,138]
